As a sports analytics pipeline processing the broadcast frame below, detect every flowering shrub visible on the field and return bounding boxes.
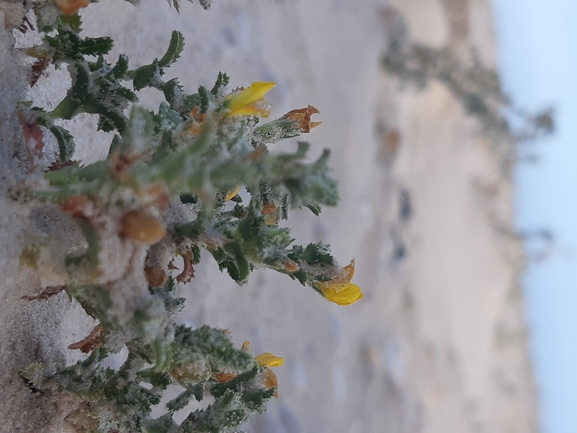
[14,0,362,431]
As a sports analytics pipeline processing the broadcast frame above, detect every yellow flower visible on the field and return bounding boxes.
[316,260,364,306]
[255,351,283,398]
[242,342,284,398]
[225,82,276,117]
[255,352,285,368]
[224,185,241,201]
[319,282,363,306]
[241,341,284,368]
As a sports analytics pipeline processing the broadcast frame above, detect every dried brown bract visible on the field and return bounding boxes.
[280,105,322,133]
[69,325,104,353]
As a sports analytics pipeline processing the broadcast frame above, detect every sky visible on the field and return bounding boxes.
[491,1,577,432]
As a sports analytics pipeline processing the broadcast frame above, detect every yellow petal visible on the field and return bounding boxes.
[318,282,363,306]
[226,82,276,115]
[225,185,242,201]
[230,102,271,118]
[255,352,285,368]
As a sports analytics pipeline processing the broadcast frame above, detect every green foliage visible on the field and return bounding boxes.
[15,0,362,431]
[40,278,278,433]
[132,30,185,91]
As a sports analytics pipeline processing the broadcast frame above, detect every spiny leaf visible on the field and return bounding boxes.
[78,37,114,56]
[50,125,75,162]
[211,72,230,95]
[166,389,194,412]
[198,86,211,113]
[133,61,160,91]
[111,54,130,79]
[158,31,185,68]
[178,389,247,433]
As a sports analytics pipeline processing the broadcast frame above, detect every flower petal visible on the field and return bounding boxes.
[230,101,271,118]
[225,185,241,201]
[318,282,363,306]
[255,352,285,368]
[226,82,276,115]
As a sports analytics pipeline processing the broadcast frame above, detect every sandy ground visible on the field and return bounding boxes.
[0,0,538,432]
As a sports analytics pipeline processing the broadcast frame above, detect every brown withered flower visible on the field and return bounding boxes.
[261,203,279,225]
[56,0,89,15]
[144,265,168,287]
[213,372,238,383]
[120,211,167,244]
[280,105,322,133]
[186,107,207,135]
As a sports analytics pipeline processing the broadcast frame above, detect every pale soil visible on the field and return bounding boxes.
[0,0,538,432]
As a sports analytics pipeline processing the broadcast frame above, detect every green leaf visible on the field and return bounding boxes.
[111,54,130,79]
[198,86,210,113]
[160,79,183,108]
[50,125,75,162]
[78,37,114,56]
[241,388,276,413]
[60,13,82,32]
[107,134,122,157]
[211,72,229,95]
[297,242,335,266]
[190,382,205,401]
[147,413,176,433]
[158,31,185,68]
[210,366,259,398]
[170,325,253,373]
[137,369,171,389]
[50,97,82,119]
[178,389,247,433]
[91,101,129,132]
[133,62,161,91]
[225,242,250,283]
[123,106,156,151]
[198,0,212,10]
[191,244,201,264]
[166,389,194,412]
[306,203,321,216]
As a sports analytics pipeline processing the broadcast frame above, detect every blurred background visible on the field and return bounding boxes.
[494,2,577,433]
[72,0,573,431]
